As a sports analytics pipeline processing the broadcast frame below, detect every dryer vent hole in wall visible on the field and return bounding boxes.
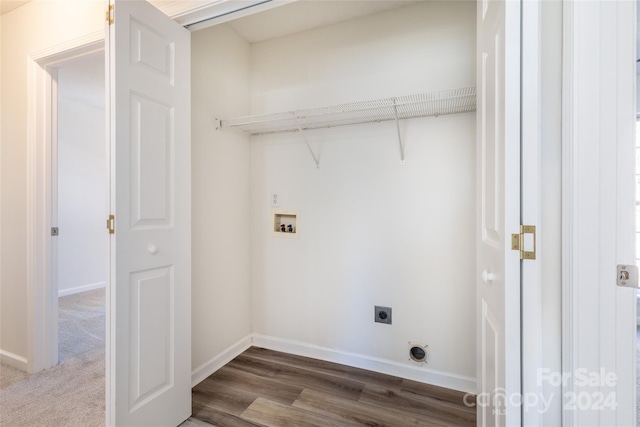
[374,306,392,324]
[408,342,428,364]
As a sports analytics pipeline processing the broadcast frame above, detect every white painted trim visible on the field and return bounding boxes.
[26,34,105,374]
[191,335,252,387]
[251,334,476,394]
[561,1,578,425]
[613,3,637,426]
[0,349,29,371]
[58,281,106,298]
[26,53,57,373]
[520,0,543,424]
[562,1,637,426]
[29,31,104,64]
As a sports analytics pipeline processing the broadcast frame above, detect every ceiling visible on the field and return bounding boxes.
[224,0,420,43]
[0,0,30,15]
[10,1,416,109]
[0,1,417,43]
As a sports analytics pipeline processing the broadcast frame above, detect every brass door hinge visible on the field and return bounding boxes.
[511,225,536,260]
[106,4,114,25]
[107,214,115,235]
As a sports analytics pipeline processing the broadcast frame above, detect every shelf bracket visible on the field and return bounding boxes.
[392,99,405,165]
[292,113,320,168]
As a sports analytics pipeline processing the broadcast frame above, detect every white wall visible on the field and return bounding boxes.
[0,0,104,366]
[190,24,253,375]
[249,1,476,385]
[57,59,107,296]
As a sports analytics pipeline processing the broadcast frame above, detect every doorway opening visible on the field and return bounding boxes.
[54,53,107,366]
[6,29,109,424]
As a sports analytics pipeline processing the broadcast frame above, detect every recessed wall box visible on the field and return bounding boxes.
[272,209,299,239]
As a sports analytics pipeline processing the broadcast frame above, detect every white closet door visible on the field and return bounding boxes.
[476,0,522,425]
[107,1,191,425]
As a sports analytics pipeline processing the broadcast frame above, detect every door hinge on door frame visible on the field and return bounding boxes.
[106,4,114,25]
[511,225,536,260]
[107,214,115,235]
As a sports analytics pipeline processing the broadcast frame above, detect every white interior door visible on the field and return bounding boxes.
[107,1,191,425]
[476,0,521,425]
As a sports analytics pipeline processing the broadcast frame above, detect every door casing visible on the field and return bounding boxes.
[26,31,105,373]
[561,1,637,426]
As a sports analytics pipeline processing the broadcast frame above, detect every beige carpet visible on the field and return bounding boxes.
[0,289,106,426]
[0,289,213,427]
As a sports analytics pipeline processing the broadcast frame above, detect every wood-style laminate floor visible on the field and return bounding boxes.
[191,347,476,427]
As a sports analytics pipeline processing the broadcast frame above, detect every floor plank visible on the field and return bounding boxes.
[241,397,361,427]
[192,379,258,417]
[231,353,365,402]
[360,383,476,426]
[192,401,262,427]
[197,365,303,406]
[401,378,474,406]
[192,347,476,427]
[243,347,404,393]
[293,388,460,427]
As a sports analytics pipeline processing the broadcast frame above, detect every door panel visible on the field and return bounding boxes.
[129,265,173,411]
[130,94,172,226]
[477,0,521,425]
[108,1,191,425]
[480,26,501,247]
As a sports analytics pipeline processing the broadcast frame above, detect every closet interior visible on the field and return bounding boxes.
[191,0,477,392]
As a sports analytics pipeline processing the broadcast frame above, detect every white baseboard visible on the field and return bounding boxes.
[251,334,476,394]
[190,333,476,393]
[0,348,28,371]
[191,334,252,387]
[58,281,106,297]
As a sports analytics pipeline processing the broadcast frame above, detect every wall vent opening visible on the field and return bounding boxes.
[408,342,428,364]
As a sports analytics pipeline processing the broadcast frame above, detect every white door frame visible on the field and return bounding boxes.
[562,1,636,426]
[26,31,104,373]
[521,0,543,424]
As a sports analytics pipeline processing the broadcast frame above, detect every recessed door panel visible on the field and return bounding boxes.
[481,29,502,248]
[482,299,501,427]
[130,18,174,83]
[129,266,174,411]
[130,94,173,228]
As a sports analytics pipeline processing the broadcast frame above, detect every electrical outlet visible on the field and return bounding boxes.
[374,306,392,325]
[271,193,280,207]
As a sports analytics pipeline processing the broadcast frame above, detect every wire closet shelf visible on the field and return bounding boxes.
[216,86,477,135]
